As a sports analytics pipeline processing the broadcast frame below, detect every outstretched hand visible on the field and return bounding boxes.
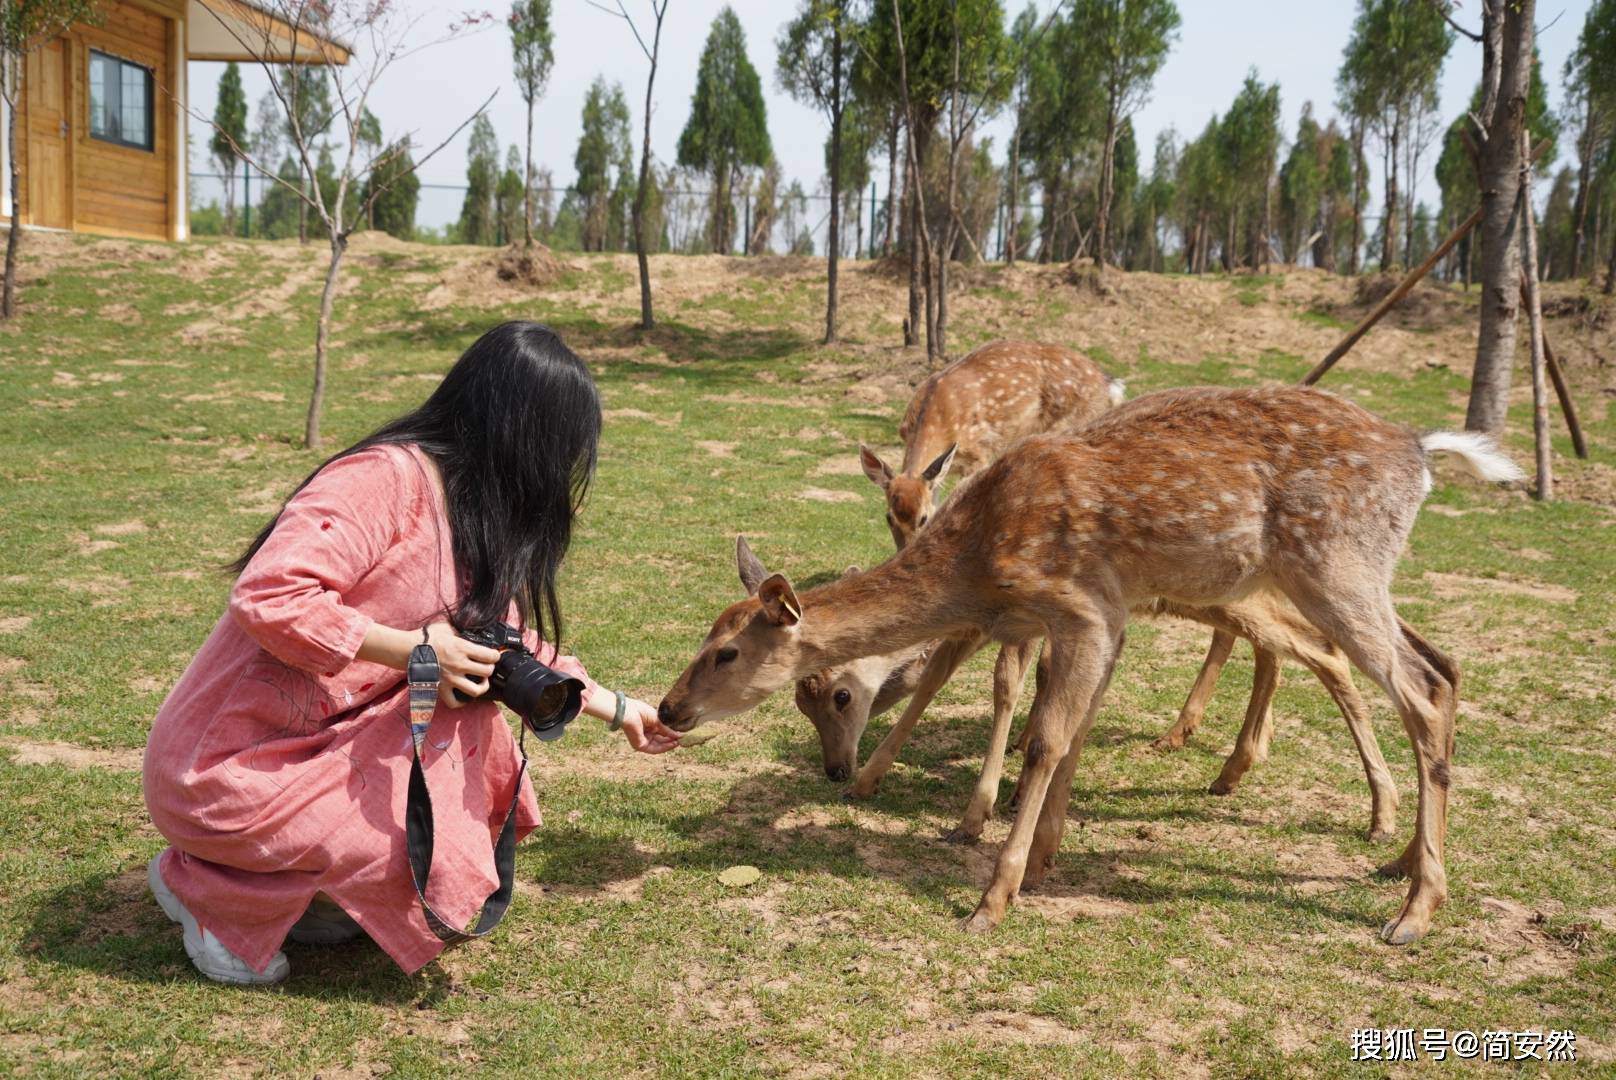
[617,696,682,754]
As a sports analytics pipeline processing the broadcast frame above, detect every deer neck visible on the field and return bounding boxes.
[795,540,971,673]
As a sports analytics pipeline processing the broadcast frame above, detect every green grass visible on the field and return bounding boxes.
[1,236,1613,1077]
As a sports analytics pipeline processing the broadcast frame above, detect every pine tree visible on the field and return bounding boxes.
[677,6,772,254]
[362,140,419,240]
[211,63,249,235]
[458,115,500,245]
[575,77,632,252]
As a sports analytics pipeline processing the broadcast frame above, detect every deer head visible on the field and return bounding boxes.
[859,442,955,549]
[657,537,808,732]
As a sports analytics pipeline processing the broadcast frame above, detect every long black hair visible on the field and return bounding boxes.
[233,321,601,645]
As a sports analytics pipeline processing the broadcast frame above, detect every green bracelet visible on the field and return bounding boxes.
[608,690,627,732]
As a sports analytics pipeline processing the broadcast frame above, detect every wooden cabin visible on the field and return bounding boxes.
[1,0,347,242]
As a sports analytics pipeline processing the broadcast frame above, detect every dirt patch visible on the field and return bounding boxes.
[79,864,159,945]
[0,616,34,634]
[1472,895,1585,986]
[795,487,862,504]
[1424,572,1578,604]
[811,456,865,476]
[94,519,146,536]
[539,863,673,902]
[129,676,168,693]
[418,243,570,310]
[1017,890,1137,922]
[695,440,737,458]
[0,658,23,677]
[3,739,143,770]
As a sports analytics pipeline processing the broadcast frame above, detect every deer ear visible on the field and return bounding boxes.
[922,444,957,486]
[757,574,802,627]
[859,444,894,490]
[736,535,770,596]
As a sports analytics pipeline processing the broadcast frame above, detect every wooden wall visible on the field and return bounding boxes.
[5,0,184,240]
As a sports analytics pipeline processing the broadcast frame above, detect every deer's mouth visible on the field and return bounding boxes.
[656,699,700,732]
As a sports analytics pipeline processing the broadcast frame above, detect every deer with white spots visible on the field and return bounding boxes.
[660,386,1522,941]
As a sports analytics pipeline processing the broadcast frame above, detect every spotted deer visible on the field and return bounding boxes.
[660,386,1522,942]
[857,339,1125,549]
[746,537,1401,844]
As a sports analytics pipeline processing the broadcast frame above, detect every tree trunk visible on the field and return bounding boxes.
[3,78,20,319]
[1382,117,1400,270]
[823,27,842,346]
[713,164,728,255]
[1519,129,1552,500]
[524,101,535,248]
[1094,107,1118,270]
[1466,0,1533,434]
[305,232,348,449]
[632,19,661,330]
[1606,226,1616,296]
[299,178,309,244]
[884,112,898,257]
[905,124,923,347]
[1006,116,1020,265]
[1349,121,1365,275]
[1571,98,1596,278]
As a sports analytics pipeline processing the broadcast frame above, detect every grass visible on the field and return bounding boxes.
[1,235,1614,1078]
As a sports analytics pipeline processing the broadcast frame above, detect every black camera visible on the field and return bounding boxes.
[454,622,585,741]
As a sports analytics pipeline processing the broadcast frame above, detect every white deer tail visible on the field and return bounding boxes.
[1420,431,1525,483]
[1106,377,1127,407]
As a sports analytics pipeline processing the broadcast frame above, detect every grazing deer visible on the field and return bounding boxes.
[744,537,1401,843]
[661,386,1521,942]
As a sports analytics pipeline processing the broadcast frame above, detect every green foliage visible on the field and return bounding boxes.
[1538,166,1577,280]
[496,145,526,246]
[1076,0,1180,123]
[361,140,420,241]
[1278,104,1324,263]
[258,156,306,240]
[864,0,1008,133]
[279,65,332,144]
[1337,0,1451,135]
[677,7,772,177]
[509,0,555,107]
[576,77,633,252]
[458,114,501,246]
[210,63,248,174]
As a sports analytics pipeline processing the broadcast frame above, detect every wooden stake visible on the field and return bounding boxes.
[1519,277,1590,459]
[1301,206,1483,386]
[1519,128,1553,501]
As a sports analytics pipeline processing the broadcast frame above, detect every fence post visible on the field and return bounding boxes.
[869,182,877,260]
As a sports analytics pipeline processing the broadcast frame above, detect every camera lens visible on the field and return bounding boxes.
[496,652,572,726]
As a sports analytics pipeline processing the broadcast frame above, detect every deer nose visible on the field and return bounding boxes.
[657,700,677,727]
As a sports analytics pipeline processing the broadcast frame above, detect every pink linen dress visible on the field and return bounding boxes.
[143,442,598,974]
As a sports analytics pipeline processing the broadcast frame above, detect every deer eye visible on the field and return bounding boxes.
[833,688,852,709]
[918,514,930,527]
[715,646,739,665]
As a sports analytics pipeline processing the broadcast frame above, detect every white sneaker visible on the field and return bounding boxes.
[288,894,365,945]
[147,853,290,986]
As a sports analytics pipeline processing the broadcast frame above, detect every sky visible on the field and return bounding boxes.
[186,0,1593,242]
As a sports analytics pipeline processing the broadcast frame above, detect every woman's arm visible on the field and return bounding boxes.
[581,691,680,754]
[358,622,502,709]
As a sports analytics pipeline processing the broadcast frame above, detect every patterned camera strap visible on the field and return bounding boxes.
[404,642,526,945]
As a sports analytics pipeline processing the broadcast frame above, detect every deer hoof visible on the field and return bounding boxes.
[943,825,983,845]
[1374,857,1412,881]
[842,784,875,802]
[961,907,1000,934]
[1379,915,1429,946]
[1367,825,1399,844]
[1207,776,1238,796]
[1152,733,1187,752]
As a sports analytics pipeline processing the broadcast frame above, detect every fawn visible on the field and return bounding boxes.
[660,386,1521,941]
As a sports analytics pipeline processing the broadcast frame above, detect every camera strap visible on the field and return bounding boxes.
[403,642,525,946]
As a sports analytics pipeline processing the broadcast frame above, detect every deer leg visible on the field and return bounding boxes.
[1155,629,1237,750]
[964,616,1120,934]
[1208,646,1281,795]
[846,634,979,800]
[1283,577,1456,945]
[1011,643,1050,754]
[1299,646,1400,842]
[949,639,1037,844]
[1022,640,1122,892]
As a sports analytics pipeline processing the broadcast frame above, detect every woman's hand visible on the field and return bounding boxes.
[618,696,682,754]
[424,622,502,709]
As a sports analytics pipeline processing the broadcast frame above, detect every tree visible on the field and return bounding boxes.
[678,6,771,254]
[778,0,856,343]
[1070,0,1179,270]
[1003,4,1038,265]
[1538,166,1576,280]
[1564,0,1616,279]
[592,0,670,328]
[193,2,494,448]
[212,62,249,235]
[1215,70,1281,270]
[574,77,631,252]
[279,63,334,243]
[1466,0,1535,434]
[1279,104,1324,264]
[459,114,500,245]
[509,0,553,248]
[362,140,419,240]
[1,0,102,318]
[1337,0,1451,271]
[496,145,525,245]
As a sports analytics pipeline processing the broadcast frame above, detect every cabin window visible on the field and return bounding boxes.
[88,50,154,151]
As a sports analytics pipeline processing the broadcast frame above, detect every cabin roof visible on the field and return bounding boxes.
[187,0,353,65]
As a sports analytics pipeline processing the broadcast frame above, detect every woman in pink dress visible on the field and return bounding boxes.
[143,322,680,985]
